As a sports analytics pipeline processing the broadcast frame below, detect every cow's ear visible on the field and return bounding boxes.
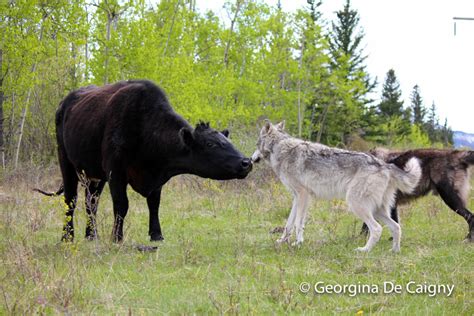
[179,127,195,147]
[275,120,285,131]
[221,129,230,138]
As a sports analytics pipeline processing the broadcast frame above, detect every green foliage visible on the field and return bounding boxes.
[1,0,455,168]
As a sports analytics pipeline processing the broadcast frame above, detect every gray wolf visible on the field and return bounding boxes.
[251,121,421,252]
[37,80,252,242]
[361,147,474,242]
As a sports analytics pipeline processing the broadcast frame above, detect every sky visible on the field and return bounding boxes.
[195,0,474,133]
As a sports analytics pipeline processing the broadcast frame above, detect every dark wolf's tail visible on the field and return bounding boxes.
[461,151,474,165]
[389,157,422,194]
[33,184,64,197]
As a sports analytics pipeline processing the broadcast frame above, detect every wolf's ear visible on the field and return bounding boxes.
[275,120,285,131]
[262,119,272,134]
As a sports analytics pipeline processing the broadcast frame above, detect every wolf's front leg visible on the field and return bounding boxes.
[277,198,298,244]
[292,190,310,247]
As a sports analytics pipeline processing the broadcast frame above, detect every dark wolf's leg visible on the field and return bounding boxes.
[85,180,106,240]
[436,183,474,241]
[109,172,129,243]
[390,206,399,224]
[59,155,78,242]
[147,187,164,241]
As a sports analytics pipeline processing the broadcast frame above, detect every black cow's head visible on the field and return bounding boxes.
[179,122,252,179]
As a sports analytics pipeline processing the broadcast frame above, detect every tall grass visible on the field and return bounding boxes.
[0,142,473,314]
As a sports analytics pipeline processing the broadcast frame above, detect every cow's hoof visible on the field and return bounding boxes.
[150,233,164,242]
[112,235,123,243]
[355,247,369,252]
[85,234,98,241]
[61,235,74,242]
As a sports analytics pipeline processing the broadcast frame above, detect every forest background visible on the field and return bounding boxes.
[0,0,454,171]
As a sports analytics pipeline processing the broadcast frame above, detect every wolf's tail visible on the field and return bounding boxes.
[389,157,421,194]
[33,184,64,197]
[461,151,474,165]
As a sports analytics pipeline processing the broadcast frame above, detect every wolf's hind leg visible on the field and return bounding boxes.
[355,216,382,252]
[375,210,401,252]
[349,198,382,252]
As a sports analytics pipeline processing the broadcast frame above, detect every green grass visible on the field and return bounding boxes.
[0,168,473,315]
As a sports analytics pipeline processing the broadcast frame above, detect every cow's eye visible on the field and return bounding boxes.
[206,142,214,148]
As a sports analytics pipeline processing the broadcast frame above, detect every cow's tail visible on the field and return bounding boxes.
[461,151,474,166]
[33,184,64,197]
[389,157,421,194]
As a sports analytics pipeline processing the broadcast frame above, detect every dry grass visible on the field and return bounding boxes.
[0,164,473,314]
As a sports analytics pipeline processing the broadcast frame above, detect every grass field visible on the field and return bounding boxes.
[1,161,473,315]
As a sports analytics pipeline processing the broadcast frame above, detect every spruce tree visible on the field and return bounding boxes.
[410,84,425,125]
[378,69,403,117]
[328,0,376,101]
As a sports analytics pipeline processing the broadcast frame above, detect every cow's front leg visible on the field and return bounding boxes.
[147,187,164,241]
[109,172,129,243]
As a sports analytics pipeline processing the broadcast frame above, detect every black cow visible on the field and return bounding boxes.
[43,80,252,242]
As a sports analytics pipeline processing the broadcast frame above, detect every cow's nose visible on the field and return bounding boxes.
[241,158,252,169]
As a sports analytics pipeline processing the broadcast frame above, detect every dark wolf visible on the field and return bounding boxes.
[361,147,474,242]
[38,80,252,242]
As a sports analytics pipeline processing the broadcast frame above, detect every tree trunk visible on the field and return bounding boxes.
[223,0,243,67]
[163,0,181,57]
[316,103,330,143]
[14,14,45,169]
[104,14,111,84]
[0,49,4,169]
[14,87,34,169]
[297,36,305,138]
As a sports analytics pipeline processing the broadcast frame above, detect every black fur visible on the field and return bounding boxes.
[42,80,252,242]
[361,148,474,242]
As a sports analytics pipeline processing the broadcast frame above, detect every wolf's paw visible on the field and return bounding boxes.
[355,246,369,252]
[276,237,290,244]
[391,246,400,253]
[291,240,303,247]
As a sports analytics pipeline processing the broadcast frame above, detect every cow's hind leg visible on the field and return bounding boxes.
[59,159,78,242]
[85,180,106,240]
[109,172,129,243]
[436,182,474,242]
[147,187,164,241]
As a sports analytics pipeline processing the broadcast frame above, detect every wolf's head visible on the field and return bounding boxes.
[251,120,286,163]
